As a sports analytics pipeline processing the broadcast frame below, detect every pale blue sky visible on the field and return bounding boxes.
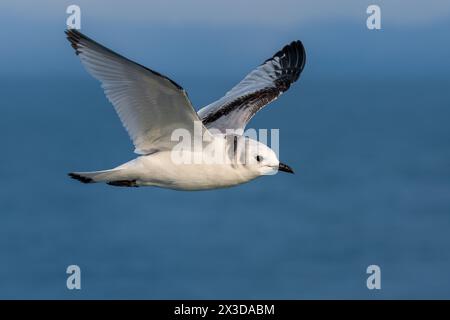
[1,0,449,78]
[3,0,450,26]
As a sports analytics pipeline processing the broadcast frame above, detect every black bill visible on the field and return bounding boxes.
[278,162,294,174]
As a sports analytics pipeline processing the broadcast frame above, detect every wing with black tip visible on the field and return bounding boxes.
[66,29,212,154]
[198,41,306,133]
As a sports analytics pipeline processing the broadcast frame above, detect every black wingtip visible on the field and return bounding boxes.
[257,39,306,92]
[65,28,83,55]
[293,40,306,73]
[278,40,306,67]
[270,40,306,85]
[68,172,94,184]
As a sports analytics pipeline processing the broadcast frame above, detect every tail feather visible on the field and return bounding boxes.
[68,172,95,184]
[68,169,123,184]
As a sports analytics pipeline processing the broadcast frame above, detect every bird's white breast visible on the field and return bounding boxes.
[125,138,259,190]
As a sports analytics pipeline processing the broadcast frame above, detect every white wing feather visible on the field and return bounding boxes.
[198,41,305,133]
[66,29,211,154]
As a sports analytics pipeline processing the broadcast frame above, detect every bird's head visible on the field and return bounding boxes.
[243,138,294,176]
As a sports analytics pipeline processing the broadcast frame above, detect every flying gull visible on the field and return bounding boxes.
[65,29,306,190]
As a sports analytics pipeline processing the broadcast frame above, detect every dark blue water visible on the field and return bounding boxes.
[1,75,450,299]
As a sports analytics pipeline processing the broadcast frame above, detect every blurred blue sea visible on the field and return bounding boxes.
[1,0,450,299]
[1,75,449,299]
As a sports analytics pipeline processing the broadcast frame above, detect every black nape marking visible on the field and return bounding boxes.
[107,180,139,187]
[68,173,94,184]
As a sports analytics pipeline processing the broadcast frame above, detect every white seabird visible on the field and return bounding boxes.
[66,29,306,190]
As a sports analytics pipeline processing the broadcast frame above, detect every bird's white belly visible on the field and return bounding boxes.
[124,152,258,190]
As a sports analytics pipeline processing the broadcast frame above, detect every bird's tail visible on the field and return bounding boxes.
[68,169,123,184]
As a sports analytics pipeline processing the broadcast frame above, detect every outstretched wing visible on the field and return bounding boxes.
[66,29,211,154]
[198,40,306,133]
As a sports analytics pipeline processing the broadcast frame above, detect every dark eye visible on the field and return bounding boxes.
[256,155,263,162]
